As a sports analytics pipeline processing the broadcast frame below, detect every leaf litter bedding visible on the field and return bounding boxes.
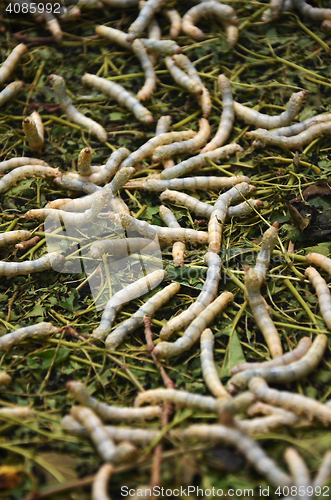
[0,0,331,498]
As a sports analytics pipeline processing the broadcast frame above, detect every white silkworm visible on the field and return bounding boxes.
[254,222,279,284]
[54,175,99,194]
[160,251,222,340]
[284,447,311,499]
[125,174,250,192]
[0,81,24,107]
[305,267,331,330]
[152,118,211,162]
[314,451,331,488]
[0,157,49,174]
[132,39,157,102]
[82,73,154,125]
[159,206,186,266]
[293,0,331,20]
[0,252,65,278]
[66,380,162,421]
[154,291,234,359]
[227,199,264,219]
[200,329,232,400]
[236,414,296,435]
[77,148,93,176]
[0,372,12,386]
[306,252,331,277]
[0,322,61,351]
[247,401,300,420]
[45,199,73,209]
[119,212,208,246]
[95,25,132,50]
[109,196,130,215]
[201,75,234,153]
[22,112,44,154]
[0,44,27,86]
[248,377,331,425]
[92,269,166,339]
[127,0,167,40]
[49,74,107,142]
[182,2,238,41]
[180,424,292,487]
[0,230,31,247]
[139,38,181,55]
[0,407,34,418]
[155,116,172,135]
[89,148,130,186]
[0,165,59,194]
[165,56,204,96]
[222,21,239,48]
[269,113,331,137]
[120,130,196,170]
[227,334,327,393]
[235,91,306,129]
[35,12,62,42]
[162,9,181,38]
[244,266,283,359]
[92,463,113,500]
[105,282,180,349]
[231,337,312,375]
[90,238,158,259]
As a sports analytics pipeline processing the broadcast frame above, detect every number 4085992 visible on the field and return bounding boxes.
[5,3,63,14]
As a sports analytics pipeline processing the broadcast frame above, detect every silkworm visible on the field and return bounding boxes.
[235,91,306,129]
[125,174,250,192]
[119,212,208,246]
[54,175,100,194]
[66,380,162,421]
[152,118,211,162]
[182,2,239,41]
[90,238,159,259]
[0,157,49,174]
[254,222,279,284]
[132,39,157,102]
[90,148,130,186]
[248,377,331,425]
[58,5,81,21]
[201,75,234,153]
[159,206,186,266]
[92,463,113,500]
[0,43,27,86]
[231,337,312,375]
[0,406,35,418]
[165,56,204,96]
[305,267,331,330]
[92,269,166,339]
[81,73,154,125]
[0,81,24,107]
[0,165,59,194]
[139,38,181,55]
[0,230,31,247]
[293,0,331,20]
[180,424,292,487]
[269,113,331,137]
[162,9,181,38]
[22,112,44,154]
[155,116,172,135]
[200,329,232,400]
[222,21,239,48]
[227,334,327,393]
[306,252,331,277]
[49,74,107,142]
[160,251,222,340]
[244,266,283,358]
[0,372,12,386]
[236,414,297,436]
[108,166,136,194]
[127,0,167,40]
[95,25,132,50]
[0,322,61,351]
[109,196,130,215]
[120,130,196,170]
[314,451,331,488]
[284,447,311,498]
[105,282,180,349]
[246,121,331,150]
[322,19,331,33]
[35,12,62,42]
[0,252,65,278]
[77,148,93,176]
[247,401,300,421]
[154,291,234,359]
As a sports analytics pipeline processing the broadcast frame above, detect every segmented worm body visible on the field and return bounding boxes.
[159,205,186,266]
[0,230,31,247]
[155,116,171,135]
[160,251,222,340]
[236,414,296,435]
[0,322,61,351]
[54,175,99,194]
[234,91,305,129]
[49,74,107,142]
[314,451,331,488]
[22,112,44,154]
[165,56,204,96]
[66,381,162,421]
[95,25,132,49]
[293,0,331,20]
[77,148,93,176]
[0,43,27,85]
[0,165,59,194]
[125,174,250,192]
[284,447,311,500]
[154,291,234,359]
[105,282,180,349]
[0,81,24,107]
[132,39,157,101]
[268,113,331,137]
[127,0,167,40]
[305,267,331,330]
[139,38,181,55]
[0,407,34,418]
[222,21,239,47]
[0,372,12,386]
[200,329,231,400]
[254,222,279,284]
[82,73,154,125]
[88,148,130,186]
[0,157,49,174]
[134,388,226,413]
[92,464,113,500]
[201,75,234,153]
[0,252,65,278]
[182,2,239,41]
[162,9,181,38]
[306,253,331,277]
[92,269,166,339]
[90,238,158,259]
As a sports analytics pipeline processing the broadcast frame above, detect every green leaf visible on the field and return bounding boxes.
[34,348,70,369]
[220,330,246,378]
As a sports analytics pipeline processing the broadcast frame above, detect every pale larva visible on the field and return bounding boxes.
[284,447,311,499]
[0,157,49,174]
[234,91,306,129]
[180,424,292,487]
[227,199,264,219]
[201,75,234,153]
[0,44,27,86]
[49,74,107,142]
[236,414,296,436]
[182,2,238,41]
[139,38,181,55]
[152,118,211,162]
[0,406,34,418]
[0,230,31,247]
[127,0,168,40]
[247,401,300,421]
[0,322,61,351]
[0,371,12,386]
[108,166,136,193]
[155,115,172,135]
[125,174,250,192]
[306,252,331,277]
[95,25,132,50]
[22,112,44,154]
[222,21,239,48]
[322,19,331,33]
[254,222,279,284]
[92,463,113,500]
[314,451,331,488]
[293,0,331,20]
[92,269,166,339]
[66,380,162,421]
[231,337,312,375]
[244,266,283,359]
[109,196,130,215]
[305,267,331,330]
[0,81,24,107]
[227,334,327,393]
[165,56,204,96]
[0,165,59,194]
[81,73,154,125]
[162,9,181,38]
[159,206,186,267]
[160,143,243,180]
[0,252,65,278]
[200,328,232,400]
[120,130,196,170]
[154,291,234,359]
[132,39,157,102]
[105,282,180,350]
[89,148,130,185]
[54,175,99,194]
[90,238,157,259]
[248,377,331,425]
[34,12,62,42]
[160,251,222,340]
[58,5,81,21]
[269,113,331,137]
[77,148,93,176]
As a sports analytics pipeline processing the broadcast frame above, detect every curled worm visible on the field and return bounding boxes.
[306,252,331,277]
[165,56,204,96]
[0,165,59,194]
[182,2,239,41]
[127,0,168,40]
[88,147,130,186]
[0,157,49,174]
[162,9,181,38]
[254,222,279,284]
